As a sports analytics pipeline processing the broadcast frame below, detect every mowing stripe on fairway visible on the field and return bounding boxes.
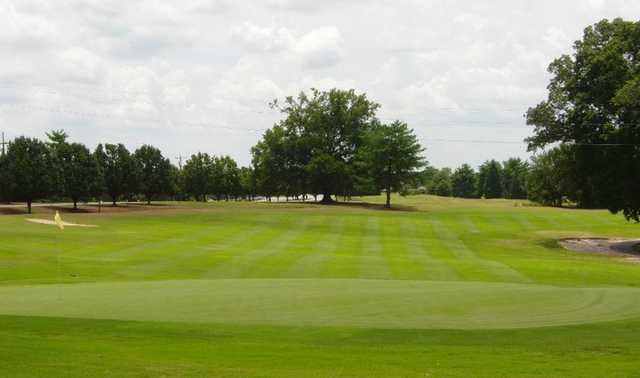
[378,216,424,280]
[1,279,640,330]
[459,216,480,234]
[358,216,392,280]
[510,213,536,231]
[284,216,344,278]
[241,215,331,278]
[114,221,257,279]
[205,217,312,279]
[400,217,458,281]
[430,219,529,283]
[320,216,362,278]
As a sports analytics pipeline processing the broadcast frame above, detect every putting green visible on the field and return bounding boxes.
[1,279,639,329]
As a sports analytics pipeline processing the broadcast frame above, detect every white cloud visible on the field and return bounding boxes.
[231,23,294,53]
[293,26,343,69]
[2,0,640,168]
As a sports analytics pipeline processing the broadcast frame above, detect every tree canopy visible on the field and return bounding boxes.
[257,88,381,202]
[3,137,52,213]
[360,121,425,208]
[134,145,172,205]
[526,18,640,220]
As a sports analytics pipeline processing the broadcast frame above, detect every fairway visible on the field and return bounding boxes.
[2,196,640,377]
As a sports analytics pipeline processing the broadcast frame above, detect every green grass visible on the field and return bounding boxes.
[1,195,640,376]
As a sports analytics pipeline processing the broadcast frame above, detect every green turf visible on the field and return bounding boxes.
[1,195,639,376]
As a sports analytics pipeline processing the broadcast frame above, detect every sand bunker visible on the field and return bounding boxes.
[26,218,97,228]
[560,238,640,262]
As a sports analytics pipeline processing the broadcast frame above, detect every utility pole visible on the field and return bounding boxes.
[176,155,184,170]
[1,132,7,156]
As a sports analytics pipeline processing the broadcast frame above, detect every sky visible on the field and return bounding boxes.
[2,0,640,168]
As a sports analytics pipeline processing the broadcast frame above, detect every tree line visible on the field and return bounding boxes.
[0,89,427,212]
[0,131,256,213]
[412,158,529,200]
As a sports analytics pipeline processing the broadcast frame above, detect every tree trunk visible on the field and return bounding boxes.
[385,187,391,209]
[27,200,32,214]
[320,193,334,204]
[73,200,78,210]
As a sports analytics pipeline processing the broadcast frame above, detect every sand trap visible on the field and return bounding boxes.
[559,238,640,262]
[26,218,97,228]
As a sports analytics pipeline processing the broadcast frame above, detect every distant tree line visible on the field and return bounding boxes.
[406,158,529,200]
[0,131,255,213]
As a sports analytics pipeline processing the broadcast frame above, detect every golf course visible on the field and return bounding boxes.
[1,195,640,377]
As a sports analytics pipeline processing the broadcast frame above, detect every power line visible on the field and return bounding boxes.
[0,104,268,134]
[423,138,639,146]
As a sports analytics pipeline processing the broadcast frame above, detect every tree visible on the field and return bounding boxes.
[527,147,576,207]
[134,145,172,205]
[269,88,380,203]
[60,143,99,209]
[239,167,256,200]
[477,160,503,199]
[430,168,453,197]
[502,158,528,199]
[95,144,138,206]
[360,121,425,208]
[168,164,185,201]
[183,153,213,201]
[451,164,478,198]
[526,18,640,220]
[45,129,69,197]
[218,156,241,200]
[251,126,287,201]
[3,137,52,213]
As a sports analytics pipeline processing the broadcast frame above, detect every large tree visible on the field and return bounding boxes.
[270,88,380,203]
[360,121,425,208]
[95,143,138,206]
[134,145,172,205]
[526,18,640,220]
[451,164,478,198]
[3,137,52,213]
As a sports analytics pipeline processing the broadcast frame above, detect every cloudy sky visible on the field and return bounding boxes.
[2,0,639,168]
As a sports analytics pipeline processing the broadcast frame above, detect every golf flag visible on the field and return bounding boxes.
[54,211,64,230]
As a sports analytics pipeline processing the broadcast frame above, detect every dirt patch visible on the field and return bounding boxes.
[559,238,640,262]
[26,218,98,228]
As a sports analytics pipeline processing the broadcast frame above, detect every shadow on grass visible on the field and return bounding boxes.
[537,239,562,250]
[263,200,419,212]
[0,207,27,215]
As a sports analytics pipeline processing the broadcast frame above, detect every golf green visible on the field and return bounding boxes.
[2,279,640,329]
